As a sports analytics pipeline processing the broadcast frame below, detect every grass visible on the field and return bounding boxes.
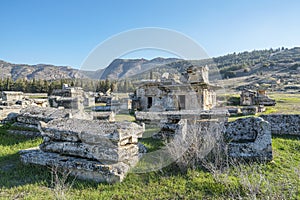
[0,123,300,199]
[266,93,300,114]
[115,114,135,122]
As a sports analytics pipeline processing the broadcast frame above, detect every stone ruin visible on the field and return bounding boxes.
[131,65,220,112]
[8,106,92,137]
[135,110,228,140]
[0,91,49,123]
[48,85,95,110]
[20,118,144,183]
[225,117,273,161]
[240,89,276,106]
[135,110,273,163]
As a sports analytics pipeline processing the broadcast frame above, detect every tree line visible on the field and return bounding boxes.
[0,78,135,94]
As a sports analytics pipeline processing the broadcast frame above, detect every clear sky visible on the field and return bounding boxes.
[1,0,300,69]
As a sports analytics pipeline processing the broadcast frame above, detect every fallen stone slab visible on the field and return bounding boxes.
[40,118,144,145]
[20,149,131,183]
[17,106,92,126]
[40,141,139,164]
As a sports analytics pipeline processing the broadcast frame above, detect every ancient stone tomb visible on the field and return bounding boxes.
[20,118,144,183]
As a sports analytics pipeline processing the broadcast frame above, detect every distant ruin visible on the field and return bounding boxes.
[131,66,220,112]
[48,85,95,110]
[240,89,276,106]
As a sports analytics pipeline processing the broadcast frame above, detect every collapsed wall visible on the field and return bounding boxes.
[260,114,300,135]
[20,118,144,183]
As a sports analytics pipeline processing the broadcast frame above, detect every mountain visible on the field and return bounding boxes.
[0,60,88,81]
[0,57,180,81]
[1,47,300,91]
[99,57,180,80]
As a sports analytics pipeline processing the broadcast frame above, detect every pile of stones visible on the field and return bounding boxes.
[20,118,144,183]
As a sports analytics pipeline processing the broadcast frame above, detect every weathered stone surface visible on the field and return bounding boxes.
[167,118,227,170]
[17,106,92,125]
[92,111,115,122]
[148,110,228,140]
[136,110,229,123]
[260,114,300,135]
[131,66,219,112]
[240,89,276,106]
[20,149,131,183]
[40,141,139,164]
[40,118,143,144]
[20,118,145,183]
[7,130,41,137]
[241,106,257,115]
[225,117,272,161]
[227,107,241,116]
[0,105,22,122]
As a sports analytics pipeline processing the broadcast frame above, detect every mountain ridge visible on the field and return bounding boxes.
[1,47,300,82]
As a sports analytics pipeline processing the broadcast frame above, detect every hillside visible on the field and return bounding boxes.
[0,60,88,81]
[99,57,180,80]
[1,47,300,92]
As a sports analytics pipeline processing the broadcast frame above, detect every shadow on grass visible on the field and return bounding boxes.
[0,128,41,147]
[272,134,300,141]
[0,153,50,188]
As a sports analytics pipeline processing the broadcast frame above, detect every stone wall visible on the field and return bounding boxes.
[260,114,300,135]
[20,118,144,183]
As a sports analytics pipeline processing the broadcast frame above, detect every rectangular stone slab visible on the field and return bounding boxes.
[17,106,92,125]
[19,149,131,183]
[39,141,139,164]
[40,118,144,145]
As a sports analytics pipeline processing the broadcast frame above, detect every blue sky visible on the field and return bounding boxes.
[1,0,300,69]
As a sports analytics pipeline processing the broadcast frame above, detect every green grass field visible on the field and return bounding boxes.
[0,123,299,199]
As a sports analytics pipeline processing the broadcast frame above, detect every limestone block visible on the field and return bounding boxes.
[39,141,139,164]
[16,106,92,125]
[40,118,144,145]
[20,149,131,183]
[225,117,272,161]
